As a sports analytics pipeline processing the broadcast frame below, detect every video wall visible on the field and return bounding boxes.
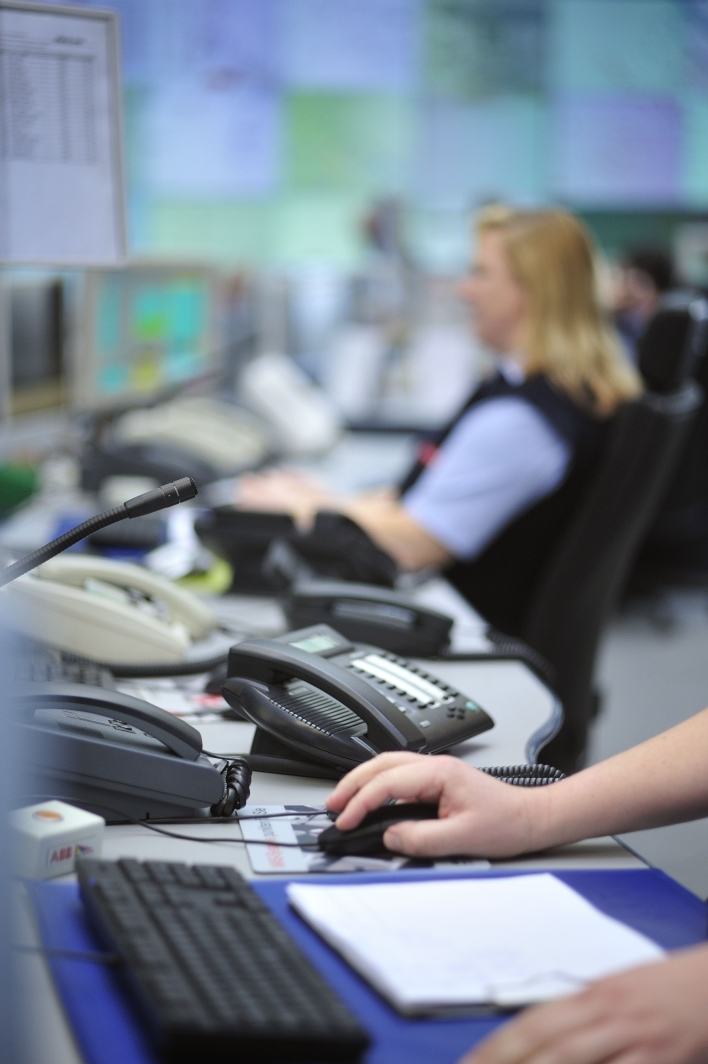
[58,0,708,268]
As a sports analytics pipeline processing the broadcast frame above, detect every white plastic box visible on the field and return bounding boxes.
[10,800,104,879]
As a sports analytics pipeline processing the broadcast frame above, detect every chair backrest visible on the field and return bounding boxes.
[633,295,708,572]
[638,291,708,393]
[523,382,702,773]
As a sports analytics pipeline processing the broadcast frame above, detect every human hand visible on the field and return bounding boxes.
[326,752,547,859]
[236,468,336,526]
[460,944,708,1064]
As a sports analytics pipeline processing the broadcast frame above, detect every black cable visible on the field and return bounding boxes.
[235,811,326,822]
[18,795,318,848]
[113,818,314,849]
[19,767,563,848]
[0,478,198,588]
[479,764,566,786]
[207,756,252,816]
[132,812,325,829]
[443,633,557,690]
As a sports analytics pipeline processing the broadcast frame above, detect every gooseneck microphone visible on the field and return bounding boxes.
[0,477,198,589]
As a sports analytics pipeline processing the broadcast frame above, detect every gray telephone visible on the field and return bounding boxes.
[17,682,250,821]
[6,478,251,821]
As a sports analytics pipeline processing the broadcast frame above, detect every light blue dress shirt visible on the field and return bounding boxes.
[402,374,571,562]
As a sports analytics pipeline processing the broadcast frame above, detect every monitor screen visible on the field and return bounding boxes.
[73,263,220,409]
[8,275,64,415]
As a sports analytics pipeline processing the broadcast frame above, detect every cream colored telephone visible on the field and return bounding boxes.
[2,555,217,665]
[112,396,270,474]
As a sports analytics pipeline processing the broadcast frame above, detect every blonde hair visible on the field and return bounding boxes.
[476,205,642,415]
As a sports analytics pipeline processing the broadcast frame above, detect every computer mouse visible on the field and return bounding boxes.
[318,803,439,857]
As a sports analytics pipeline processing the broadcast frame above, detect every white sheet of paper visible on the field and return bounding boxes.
[0,3,125,263]
[287,873,665,1013]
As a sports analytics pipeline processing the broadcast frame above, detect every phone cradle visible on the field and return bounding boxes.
[248,729,344,780]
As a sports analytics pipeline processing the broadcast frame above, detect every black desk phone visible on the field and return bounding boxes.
[283,580,453,657]
[15,683,246,822]
[222,624,494,779]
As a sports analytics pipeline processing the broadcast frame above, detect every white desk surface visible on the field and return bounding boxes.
[18,579,645,1064]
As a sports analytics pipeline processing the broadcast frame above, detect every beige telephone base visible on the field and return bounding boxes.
[113,397,270,473]
[2,556,218,666]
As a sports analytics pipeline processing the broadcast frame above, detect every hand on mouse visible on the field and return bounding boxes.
[326,752,550,859]
[458,944,708,1064]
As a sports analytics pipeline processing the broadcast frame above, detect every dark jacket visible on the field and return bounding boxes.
[400,372,609,636]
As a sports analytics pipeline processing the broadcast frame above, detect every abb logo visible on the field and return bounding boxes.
[49,846,74,864]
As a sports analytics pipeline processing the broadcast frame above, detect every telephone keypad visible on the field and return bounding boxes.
[333,645,488,753]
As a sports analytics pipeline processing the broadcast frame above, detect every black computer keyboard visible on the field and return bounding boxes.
[77,858,370,1064]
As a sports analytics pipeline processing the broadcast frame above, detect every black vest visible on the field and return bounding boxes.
[400,372,609,638]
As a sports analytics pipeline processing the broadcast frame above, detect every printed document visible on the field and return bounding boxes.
[0,2,125,263]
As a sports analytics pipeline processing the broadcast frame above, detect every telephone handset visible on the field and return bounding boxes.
[19,683,204,759]
[2,555,218,665]
[283,580,454,656]
[15,682,237,821]
[222,624,494,778]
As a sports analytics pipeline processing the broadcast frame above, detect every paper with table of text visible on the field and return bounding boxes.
[0,1,125,264]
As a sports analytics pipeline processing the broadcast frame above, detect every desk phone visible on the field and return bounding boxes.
[222,624,494,777]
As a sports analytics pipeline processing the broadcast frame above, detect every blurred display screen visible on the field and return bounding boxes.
[50,0,708,267]
[77,267,215,407]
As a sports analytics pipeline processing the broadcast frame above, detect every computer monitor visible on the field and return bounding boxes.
[9,274,64,416]
[72,262,222,411]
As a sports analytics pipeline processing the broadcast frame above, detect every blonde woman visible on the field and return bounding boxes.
[239,206,642,635]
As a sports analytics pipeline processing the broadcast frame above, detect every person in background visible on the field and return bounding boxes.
[612,246,676,360]
[326,708,708,1064]
[238,206,642,639]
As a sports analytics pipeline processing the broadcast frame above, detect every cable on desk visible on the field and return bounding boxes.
[479,764,566,786]
[19,767,564,849]
[444,628,557,690]
[18,795,319,849]
[119,810,327,825]
[202,754,252,816]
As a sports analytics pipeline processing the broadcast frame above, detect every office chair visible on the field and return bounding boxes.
[629,294,708,588]
[525,381,702,774]
[636,292,708,395]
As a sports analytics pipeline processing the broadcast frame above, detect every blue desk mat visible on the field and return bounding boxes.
[26,867,708,1064]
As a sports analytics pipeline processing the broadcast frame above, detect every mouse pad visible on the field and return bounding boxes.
[25,868,708,1064]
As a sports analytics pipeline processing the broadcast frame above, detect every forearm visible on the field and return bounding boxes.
[236,471,450,570]
[342,496,452,571]
[532,708,708,850]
